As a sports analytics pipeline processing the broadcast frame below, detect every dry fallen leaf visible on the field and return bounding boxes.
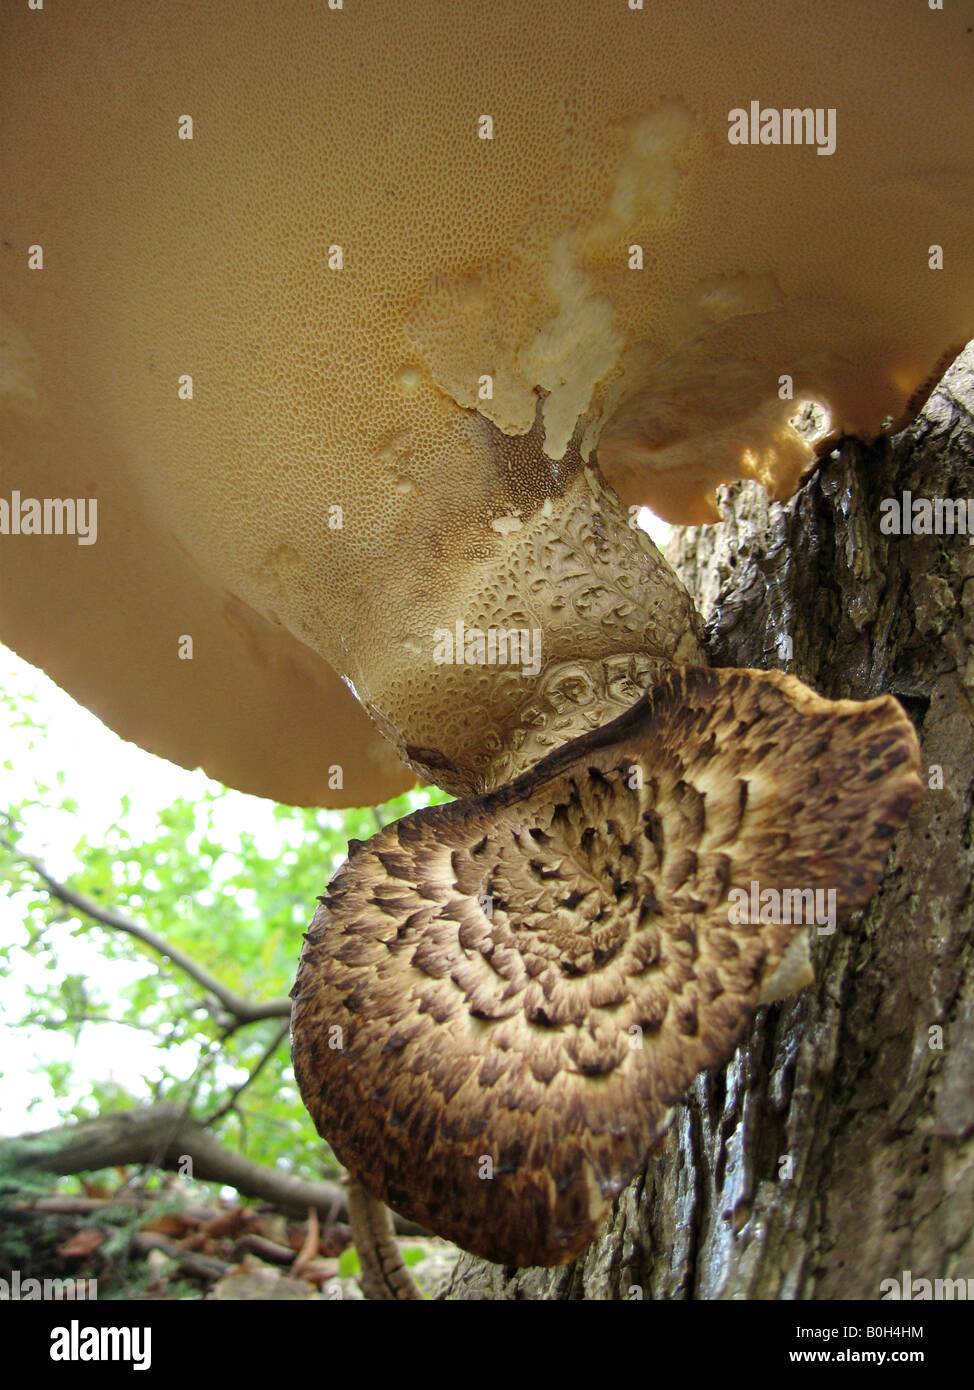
[56,1228,105,1259]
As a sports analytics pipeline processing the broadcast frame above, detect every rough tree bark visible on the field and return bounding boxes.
[445,347,974,1300]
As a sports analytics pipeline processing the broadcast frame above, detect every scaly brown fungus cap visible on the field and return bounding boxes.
[2,2,971,802]
[291,667,923,1266]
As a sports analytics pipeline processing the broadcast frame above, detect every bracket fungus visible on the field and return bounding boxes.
[0,2,967,1268]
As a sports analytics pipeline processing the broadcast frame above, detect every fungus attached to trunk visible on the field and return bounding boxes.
[292,669,922,1266]
[1,0,966,1270]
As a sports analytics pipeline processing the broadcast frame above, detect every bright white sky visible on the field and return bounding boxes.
[0,643,313,1138]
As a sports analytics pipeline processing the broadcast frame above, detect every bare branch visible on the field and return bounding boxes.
[1,837,291,1024]
[0,1103,425,1234]
[130,1231,230,1283]
[204,1020,291,1125]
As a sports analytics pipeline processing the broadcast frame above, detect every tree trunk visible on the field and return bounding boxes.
[444,346,974,1300]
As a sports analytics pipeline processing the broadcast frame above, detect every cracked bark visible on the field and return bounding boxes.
[444,346,974,1301]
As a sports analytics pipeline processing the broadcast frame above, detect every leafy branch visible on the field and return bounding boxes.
[0,835,291,1027]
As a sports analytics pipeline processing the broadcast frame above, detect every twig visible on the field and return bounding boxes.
[1,836,291,1025]
[131,1231,229,1282]
[204,1021,291,1125]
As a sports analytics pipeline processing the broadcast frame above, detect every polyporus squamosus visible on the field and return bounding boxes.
[1,1,965,1267]
[293,669,921,1266]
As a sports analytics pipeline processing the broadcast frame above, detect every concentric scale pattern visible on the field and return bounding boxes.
[292,667,922,1265]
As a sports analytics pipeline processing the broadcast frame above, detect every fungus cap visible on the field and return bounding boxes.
[292,667,924,1265]
[1,0,971,801]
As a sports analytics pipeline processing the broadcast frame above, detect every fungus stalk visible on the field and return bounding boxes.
[353,454,705,798]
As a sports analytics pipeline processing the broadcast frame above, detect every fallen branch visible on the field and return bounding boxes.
[131,1231,230,1282]
[0,1102,420,1233]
